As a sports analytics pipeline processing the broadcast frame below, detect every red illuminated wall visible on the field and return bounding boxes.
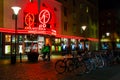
[23,1,56,35]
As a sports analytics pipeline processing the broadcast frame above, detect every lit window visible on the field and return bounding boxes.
[5,35,11,42]
[5,45,11,54]
[86,7,89,13]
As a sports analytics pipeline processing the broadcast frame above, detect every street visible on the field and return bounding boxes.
[0,59,120,80]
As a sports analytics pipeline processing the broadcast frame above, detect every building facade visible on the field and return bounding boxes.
[57,0,99,50]
[0,0,98,59]
[99,9,120,50]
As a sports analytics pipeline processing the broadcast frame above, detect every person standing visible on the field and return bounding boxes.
[41,44,47,61]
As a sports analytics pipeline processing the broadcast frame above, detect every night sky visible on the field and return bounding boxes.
[99,0,120,10]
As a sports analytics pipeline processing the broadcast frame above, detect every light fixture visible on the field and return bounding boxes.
[106,32,110,36]
[81,25,87,31]
[11,6,21,15]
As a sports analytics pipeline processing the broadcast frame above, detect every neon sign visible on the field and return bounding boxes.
[39,9,50,25]
[23,2,56,35]
[25,13,35,29]
[39,9,51,30]
[24,9,51,30]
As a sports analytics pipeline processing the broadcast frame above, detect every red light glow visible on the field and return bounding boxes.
[39,9,51,30]
[39,9,51,24]
[24,1,38,14]
[0,28,98,42]
[24,2,56,33]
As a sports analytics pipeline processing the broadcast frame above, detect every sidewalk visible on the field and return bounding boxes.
[0,54,63,65]
[0,55,120,80]
[110,73,120,80]
[0,59,57,80]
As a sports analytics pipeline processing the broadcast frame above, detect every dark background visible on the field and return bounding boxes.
[99,0,120,10]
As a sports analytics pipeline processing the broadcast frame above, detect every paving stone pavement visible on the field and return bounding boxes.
[0,59,58,80]
[0,58,120,80]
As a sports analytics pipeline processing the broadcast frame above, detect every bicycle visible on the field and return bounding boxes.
[55,58,68,74]
[66,56,87,74]
[91,51,105,68]
[55,55,87,74]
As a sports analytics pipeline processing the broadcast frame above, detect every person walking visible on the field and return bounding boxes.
[41,44,47,61]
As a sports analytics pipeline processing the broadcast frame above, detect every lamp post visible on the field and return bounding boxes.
[11,6,21,64]
[81,25,87,50]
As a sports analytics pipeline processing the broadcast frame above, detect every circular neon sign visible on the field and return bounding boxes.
[25,13,35,27]
[39,9,51,26]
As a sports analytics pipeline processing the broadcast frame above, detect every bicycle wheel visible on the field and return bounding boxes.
[84,60,93,73]
[55,60,66,74]
[97,57,104,68]
[79,61,87,74]
[66,58,75,72]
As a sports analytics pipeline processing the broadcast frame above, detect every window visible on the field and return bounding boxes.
[72,11,76,20]
[107,20,111,24]
[86,6,89,13]
[64,0,67,2]
[73,24,76,33]
[12,35,16,43]
[80,3,87,12]
[80,4,83,9]
[54,8,57,11]
[64,7,67,16]
[72,0,76,6]
[5,45,11,54]
[5,35,11,42]
[64,22,68,31]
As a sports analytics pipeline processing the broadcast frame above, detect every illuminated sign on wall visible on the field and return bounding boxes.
[25,13,35,29]
[24,9,51,30]
[39,9,51,30]
[23,2,56,35]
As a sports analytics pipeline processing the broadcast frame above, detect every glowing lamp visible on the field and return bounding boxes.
[11,6,21,15]
[81,25,87,31]
[106,32,110,36]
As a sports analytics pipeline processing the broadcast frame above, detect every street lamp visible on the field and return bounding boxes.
[11,6,21,64]
[81,26,87,31]
[106,32,110,37]
[81,25,87,50]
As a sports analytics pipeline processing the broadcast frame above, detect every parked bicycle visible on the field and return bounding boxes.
[55,50,106,74]
[55,55,87,74]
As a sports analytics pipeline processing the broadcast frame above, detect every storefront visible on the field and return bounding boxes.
[2,33,52,55]
[100,38,120,50]
[0,0,99,59]
[0,31,99,59]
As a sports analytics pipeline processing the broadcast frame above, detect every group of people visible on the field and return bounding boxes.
[41,44,51,61]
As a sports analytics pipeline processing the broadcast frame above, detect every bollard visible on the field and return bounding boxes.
[20,53,22,63]
[11,54,16,64]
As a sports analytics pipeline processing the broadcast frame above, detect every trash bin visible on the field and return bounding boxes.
[11,54,16,64]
